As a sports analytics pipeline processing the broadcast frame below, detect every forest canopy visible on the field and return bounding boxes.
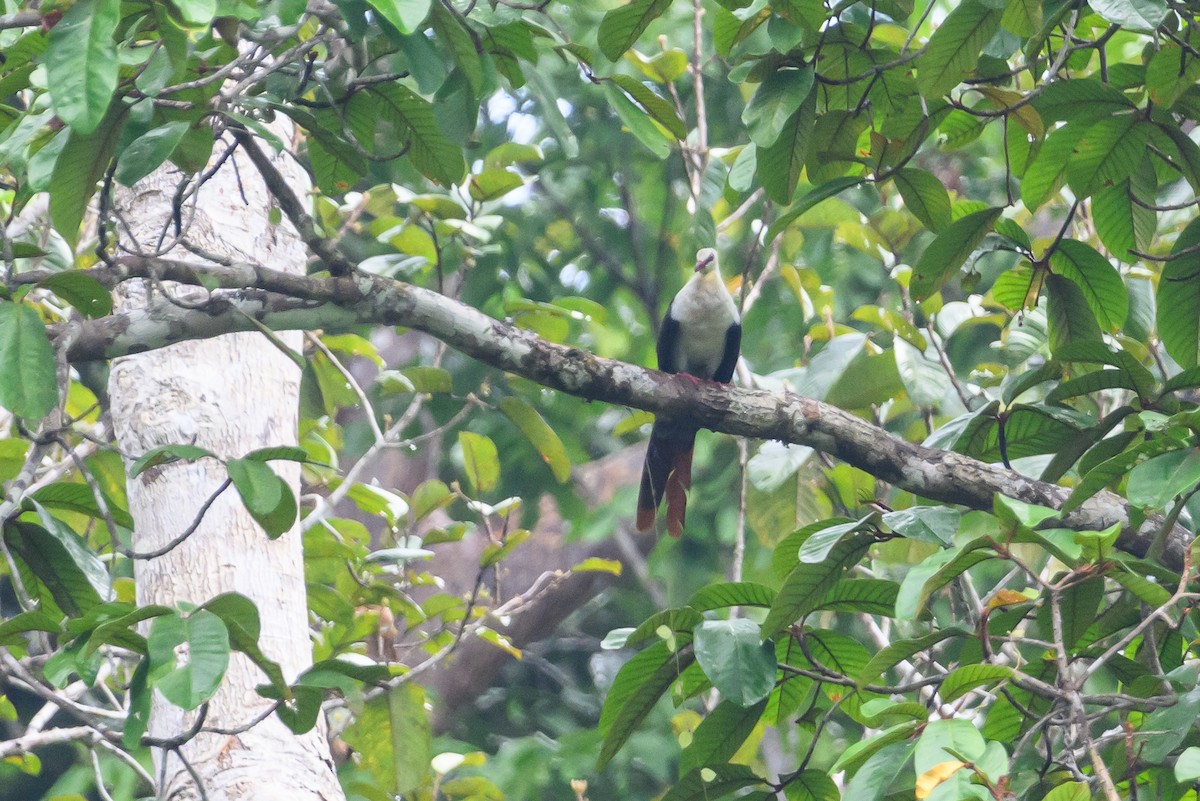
[2,0,1200,800]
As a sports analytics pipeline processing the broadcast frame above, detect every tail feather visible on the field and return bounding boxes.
[636,424,697,536]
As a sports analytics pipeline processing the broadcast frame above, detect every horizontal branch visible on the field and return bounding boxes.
[50,257,1190,570]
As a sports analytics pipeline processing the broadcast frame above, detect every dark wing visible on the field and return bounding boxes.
[712,322,742,383]
[656,304,680,374]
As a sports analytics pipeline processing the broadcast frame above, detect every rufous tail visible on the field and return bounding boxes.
[636,424,697,537]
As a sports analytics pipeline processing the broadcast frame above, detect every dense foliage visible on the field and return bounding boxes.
[3,0,1200,799]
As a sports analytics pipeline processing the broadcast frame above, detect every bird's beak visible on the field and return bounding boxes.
[695,253,715,273]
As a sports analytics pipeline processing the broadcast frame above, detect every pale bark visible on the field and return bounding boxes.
[107,138,343,800]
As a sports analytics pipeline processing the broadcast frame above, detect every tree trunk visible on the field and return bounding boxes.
[107,134,344,800]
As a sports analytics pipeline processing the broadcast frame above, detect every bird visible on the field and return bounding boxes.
[636,247,742,537]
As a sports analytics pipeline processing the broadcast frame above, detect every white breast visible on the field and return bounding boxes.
[669,272,739,378]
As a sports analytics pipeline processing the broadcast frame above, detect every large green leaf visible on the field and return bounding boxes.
[692,619,776,707]
[660,765,766,801]
[910,207,1003,300]
[1020,123,1086,209]
[757,93,817,204]
[1067,116,1151,198]
[603,83,673,158]
[917,0,1003,98]
[679,698,767,774]
[1157,217,1200,367]
[114,121,190,187]
[1088,0,1167,31]
[895,537,995,619]
[45,0,120,135]
[227,457,296,538]
[608,74,687,140]
[49,108,127,246]
[1126,449,1200,509]
[1046,273,1103,354]
[0,302,58,421]
[367,0,431,34]
[894,168,952,232]
[597,640,695,769]
[457,431,500,493]
[762,535,872,638]
[3,520,107,616]
[147,609,231,710]
[1049,239,1127,331]
[743,67,815,148]
[598,0,674,61]
[856,628,964,687]
[370,84,466,186]
[498,397,571,483]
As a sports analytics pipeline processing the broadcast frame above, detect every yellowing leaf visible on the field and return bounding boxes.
[915,760,965,799]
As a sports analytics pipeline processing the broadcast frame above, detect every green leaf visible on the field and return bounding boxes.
[37,272,113,318]
[371,84,466,186]
[816,579,900,615]
[1033,79,1136,125]
[49,107,127,246]
[1092,176,1156,262]
[917,0,1003,98]
[625,48,689,83]
[200,593,286,692]
[603,82,672,158]
[128,444,216,477]
[894,168,952,232]
[609,74,686,139]
[1043,781,1091,801]
[1067,116,1150,198]
[1110,564,1172,607]
[31,482,134,529]
[367,0,431,34]
[938,664,1013,701]
[687,582,777,612]
[458,431,499,494]
[743,67,815,148]
[1132,686,1200,763]
[115,121,190,187]
[910,207,1003,300]
[1046,273,1103,354]
[1049,239,1127,331]
[841,741,914,801]
[693,619,777,707]
[1156,217,1200,367]
[679,698,767,774]
[915,719,985,776]
[147,609,230,710]
[1175,746,1200,783]
[1126,449,1200,509]
[764,175,864,244]
[757,93,818,205]
[227,457,296,538]
[45,0,120,135]
[468,169,524,202]
[762,535,872,638]
[1000,0,1041,35]
[856,629,965,687]
[661,765,766,801]
[1087,0,1167,31]
[782,770,839,801]
[882,507,961,546]
[597,640,695,769]
[0,302,58,420]
[1020,123,1086,209]
[895,538,995,620]
[598,0,674,61]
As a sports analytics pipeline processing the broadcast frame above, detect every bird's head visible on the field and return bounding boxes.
[694,248,719,274]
